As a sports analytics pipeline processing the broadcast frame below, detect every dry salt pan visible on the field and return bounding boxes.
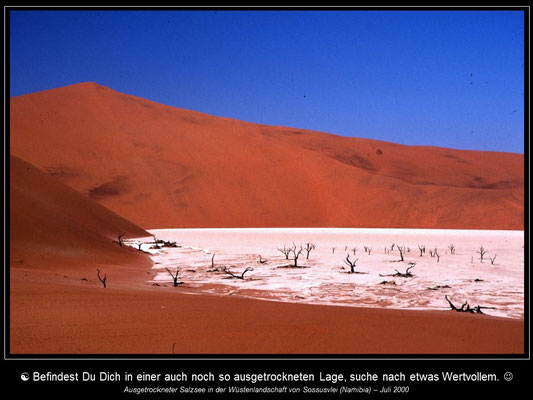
[127,228,524,319]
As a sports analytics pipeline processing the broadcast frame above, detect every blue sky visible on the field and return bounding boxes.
[9,9,525,153]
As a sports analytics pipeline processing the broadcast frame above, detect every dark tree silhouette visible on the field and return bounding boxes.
[444,295,496,314]
[116,233,125,247]
[222,266,254,280]
[344,254,359,273]
[97,268,107,288]
[290,244,304,267]
[277,246,291,260]
[304,242,316,259]
[380,262,416,278]
[396,245,405,262]
[165,267,181,287]
[477,246,488,262]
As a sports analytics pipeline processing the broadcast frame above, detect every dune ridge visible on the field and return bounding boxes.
[10,82,524,230]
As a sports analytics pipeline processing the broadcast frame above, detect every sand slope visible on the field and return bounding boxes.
[10,82,524,229]
[9,155,150,276]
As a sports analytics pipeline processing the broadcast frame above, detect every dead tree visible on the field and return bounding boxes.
[489,255,497,265]
[418,245,425,256]
[290,244,304,267]
[304,242,316,259]
[380,262,416,278]
[211,253,215,269]
[151,236,161,250]
[332,247,336,254]
[435,249,440,263]
[448,244,456,255]
[426,284,451,290]
[351,246,358,256]
[477,246,488,263]
[444,295,496,314]
[278,246,291,260]
[344,254,359,273]
[364,246,372,255]
[258,255,267,264]
[138,243,143,251]
[395,245,405,262]
[222,266,253,280]
[116,233,125,247]
[96,268,107,288]
[165,267,181,287]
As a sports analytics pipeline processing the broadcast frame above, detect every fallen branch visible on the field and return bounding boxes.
[444,295,496,314]
[222,266,254,280]
[426,285,451,291]
[380,262,416,278]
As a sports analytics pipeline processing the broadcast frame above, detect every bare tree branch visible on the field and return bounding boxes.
[444,295,496,314]
[222,266,254,280]
[165,267,181,287]
[476,246,488,262]
[380,262,416,278]
[304,242,316,259]
[277,246,291,260]
[290,244,304,267]
[96,268,107,288]
[344,254,359,273]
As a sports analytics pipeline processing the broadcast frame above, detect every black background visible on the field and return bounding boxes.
[5,357,530,398]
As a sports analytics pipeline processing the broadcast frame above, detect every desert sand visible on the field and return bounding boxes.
[9,156,524,354]
[10,82,524,230]
[8,84,525,355]
[10,276,523,354]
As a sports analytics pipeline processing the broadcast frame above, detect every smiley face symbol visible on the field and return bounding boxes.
[504,372,513,381]
[20,372,30,381]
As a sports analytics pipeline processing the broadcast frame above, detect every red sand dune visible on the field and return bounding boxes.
[9,85,525,355]
[10,82,524,230]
